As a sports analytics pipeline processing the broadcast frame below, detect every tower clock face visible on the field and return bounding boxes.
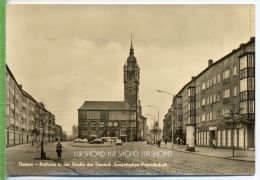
[127,81,135,88]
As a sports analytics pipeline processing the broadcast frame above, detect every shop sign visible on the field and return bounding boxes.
[209,126,217,130]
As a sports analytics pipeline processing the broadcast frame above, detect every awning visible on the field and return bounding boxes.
[90,135,97,137]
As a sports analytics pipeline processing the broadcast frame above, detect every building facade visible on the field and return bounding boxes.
[163,37,255,150]
[78,38,147,141]
[5,65,58,146]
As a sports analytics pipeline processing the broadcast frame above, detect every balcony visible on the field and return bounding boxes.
[223,97,230,104]
[222,78,230,85]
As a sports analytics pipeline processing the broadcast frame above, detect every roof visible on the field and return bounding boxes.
[78,101,132,111]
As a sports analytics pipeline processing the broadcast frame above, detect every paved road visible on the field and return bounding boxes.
[6,141,255,176]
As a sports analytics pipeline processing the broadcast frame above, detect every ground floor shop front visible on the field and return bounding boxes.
[195,124,254,149]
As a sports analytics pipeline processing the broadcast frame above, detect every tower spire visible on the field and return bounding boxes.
[130,34,134,55]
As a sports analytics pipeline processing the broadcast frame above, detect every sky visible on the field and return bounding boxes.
[6,4,256,135]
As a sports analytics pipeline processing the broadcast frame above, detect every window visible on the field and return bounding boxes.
[240,79,247,92]
[217,92,220,101]
[202,82,205,90]
[213,93,216,103]
[188,88,195,96]
[83,121,88,127]
[121,122,126,127]
[233,65,237,76]
[240,56,247,70]
[249,101,254,113]
[223,89,230,98]
[217,109,221,119]
[202,98,206,106]
[213,76,216,85]
[90,129,97,135]
[99,121,104,127]
[82,129,88,135]
[90,121,96,127]
[201,114,205,121]
[248,78,254,90]
[209,95,212,104]
[223,108,229,116]
[248,55,254,67]
[120,129,126,135]
[209,78,212,87]
[108,121,114,127]
[99,129,104,136]
[223,69,230,79]
[217,74,221,83]
[233,86,237,96]
[240,101,248,114]
[86,111,100,119]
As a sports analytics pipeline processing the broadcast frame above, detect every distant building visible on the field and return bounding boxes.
[55,124,62,142]
[72,124,78,139]
[78,37,147,141]
[163,37,255,150]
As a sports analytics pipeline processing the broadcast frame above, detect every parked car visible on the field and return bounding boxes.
[81,138,88,143]
[106,139,114,142]
[101,137,111,142]
[111,137,117,142]
[89,139,104,144]
[74,138,82,143]
[115,139,123,146]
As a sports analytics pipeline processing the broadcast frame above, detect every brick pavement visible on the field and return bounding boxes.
[6,142,78,175]
[156,142,255,162]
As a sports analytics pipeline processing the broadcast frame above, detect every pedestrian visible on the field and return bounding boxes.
[177,137,180,145]
[164,138,168,147]
[157,139,161,148]
[56,141,63,160]
[180,138,182,145]
[212,139,216,148]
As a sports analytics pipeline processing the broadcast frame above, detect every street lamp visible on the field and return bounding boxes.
[157,90,175,148]
[148,105,160,139]
[147,114,155,143]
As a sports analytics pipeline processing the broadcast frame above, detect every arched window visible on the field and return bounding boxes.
[90,129,97,135]
[82,129,88,135]
[99,129,104,136]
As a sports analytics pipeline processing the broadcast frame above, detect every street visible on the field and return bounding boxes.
[6,141,255,176]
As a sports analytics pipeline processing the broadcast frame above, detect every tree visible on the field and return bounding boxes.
[217,105,251,157]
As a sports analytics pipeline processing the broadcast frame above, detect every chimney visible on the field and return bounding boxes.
[19,84,22,89]
[191,76,196,80]
[239,43,245,47]
[208,59,213,67]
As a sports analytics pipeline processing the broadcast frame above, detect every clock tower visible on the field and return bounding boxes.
[123,35,140,106]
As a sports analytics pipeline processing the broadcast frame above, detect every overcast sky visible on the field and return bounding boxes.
[6,4,256,134]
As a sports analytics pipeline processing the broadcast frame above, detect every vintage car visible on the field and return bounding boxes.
[89,139,104,144]
[115,139,123,146]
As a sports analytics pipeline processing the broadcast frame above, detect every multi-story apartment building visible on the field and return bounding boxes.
[163,37,255,150]
[78,38,147,141]
[55,124,63,141]
[6,65,57,146]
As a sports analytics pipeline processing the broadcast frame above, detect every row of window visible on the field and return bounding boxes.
[196,129,244,147]
[196,101,254,123]
[196,55,254,94]
[82,129,127,135]
[83,121,136,127]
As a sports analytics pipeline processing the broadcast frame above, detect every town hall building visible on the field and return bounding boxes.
[78,38,147,141]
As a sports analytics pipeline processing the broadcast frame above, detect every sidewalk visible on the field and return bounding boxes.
[157,142,255,162]
[6,142,78,175]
